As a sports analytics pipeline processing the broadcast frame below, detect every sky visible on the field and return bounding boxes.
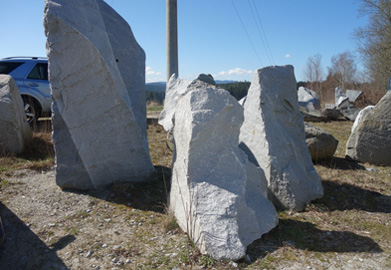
[0,0,369,83]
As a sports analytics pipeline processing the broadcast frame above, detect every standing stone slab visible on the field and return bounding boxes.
[0,75,32,154]
[346,91,391,165]
[170,80,278,261]
[158,74,190,132]
[239,66,323,211]
[44,0,155,190]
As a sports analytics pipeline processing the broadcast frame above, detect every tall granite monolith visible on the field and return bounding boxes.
[170,77,278,261]
[239,66,323,211]
[0,75,32,154]
[44,0,155,190]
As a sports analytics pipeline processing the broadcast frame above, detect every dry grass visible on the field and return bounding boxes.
[1,110,390,269]
[0,120,54,182]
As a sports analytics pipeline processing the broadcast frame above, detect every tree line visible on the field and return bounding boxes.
[303,0,391,107]
[146,81,251,105]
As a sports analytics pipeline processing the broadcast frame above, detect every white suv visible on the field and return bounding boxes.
[0,57,51,124]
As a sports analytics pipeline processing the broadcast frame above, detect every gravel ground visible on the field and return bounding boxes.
[0,121,390,269]
[1,167,390,270]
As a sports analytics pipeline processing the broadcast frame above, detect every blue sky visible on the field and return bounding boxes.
[0,0,368,83]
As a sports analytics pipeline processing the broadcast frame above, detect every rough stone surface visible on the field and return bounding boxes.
[170,81,278,261]
[0,75,32,154]
[346,91,391,165]
[297,86,320,110]
[158,74,190,132]
[341,107,361,121]
[351,105,375,132]
[336,96,350,109]
[44,0,155,190]
[335,87,345,104]
[304,122,338,160]
[346,89,362,103]
[239,65,323,211]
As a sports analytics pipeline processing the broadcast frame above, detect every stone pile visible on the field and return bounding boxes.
[0,75,32,154]
[335,87,362,121]
[169,77,278,261]
[297,86,320,111]
[44,0,155,190]
[346,91,391,166]
[239,66,323,211]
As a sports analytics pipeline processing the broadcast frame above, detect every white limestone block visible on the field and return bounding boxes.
[0,75,32,154]
[170,79,278,261]
[239,65,323,211]
[44,0,155,190]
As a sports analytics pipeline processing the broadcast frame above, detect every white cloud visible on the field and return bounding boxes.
[146,66,162,76]
[284,54,292,58]
[217,68,253,77]
[146,66,164,82]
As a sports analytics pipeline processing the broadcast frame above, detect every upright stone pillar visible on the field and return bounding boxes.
[44,0,155,190]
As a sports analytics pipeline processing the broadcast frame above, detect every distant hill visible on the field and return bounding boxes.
[216,80,236,84]
[146,82,166,92]
[145,80,250,103]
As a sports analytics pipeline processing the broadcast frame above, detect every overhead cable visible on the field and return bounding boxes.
[251,0,275,64]
[231,0,263,67]
[248,0,275,65]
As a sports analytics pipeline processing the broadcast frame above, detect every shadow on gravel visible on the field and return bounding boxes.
[0,202,70,269]
[314,156,366,170]
[313,180,391,213]
[245,218,383,264]
[65,166,172,214]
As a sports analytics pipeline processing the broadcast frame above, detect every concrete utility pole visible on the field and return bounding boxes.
[166,0,178,83]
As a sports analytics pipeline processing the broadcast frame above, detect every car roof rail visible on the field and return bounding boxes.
[1,56,47,60]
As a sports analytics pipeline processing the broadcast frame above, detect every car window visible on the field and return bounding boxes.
[27,63,48,81]
[0,62,24,74]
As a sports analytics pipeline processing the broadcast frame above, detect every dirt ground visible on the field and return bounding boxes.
[0,122,390,269]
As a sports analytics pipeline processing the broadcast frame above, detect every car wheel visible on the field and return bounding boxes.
[22,97,39,125]
[0,216,4,246]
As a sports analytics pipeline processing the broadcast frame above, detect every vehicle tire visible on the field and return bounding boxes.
[0,216,4,246]
[22,96,40,126]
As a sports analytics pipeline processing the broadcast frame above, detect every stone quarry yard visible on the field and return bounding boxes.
[0,117,390,269]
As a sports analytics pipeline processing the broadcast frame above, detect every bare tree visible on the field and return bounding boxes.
[304,54,324,92]
[328,51,357,90]
[355,0,391,91]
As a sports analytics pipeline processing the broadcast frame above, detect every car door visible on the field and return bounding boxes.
[23,62,52,113]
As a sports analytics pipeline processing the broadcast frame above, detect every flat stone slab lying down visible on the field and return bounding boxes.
[239,65,323,211]
[170,78,278,261]
[44,0,155,190]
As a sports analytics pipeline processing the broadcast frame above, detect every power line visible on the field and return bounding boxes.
[250,0,275,65]
[248,0,275,65]
[230,0,263,67]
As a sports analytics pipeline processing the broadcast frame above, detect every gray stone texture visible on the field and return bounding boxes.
[170,79,278,261]
[351,105,375,133]
[239,65,323,211]
[44,0,155,190]
[304,122,338,160]
[346,91,391,166]
[0,75,32,154]
[297,86,320,111]
[158,74,190,132]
